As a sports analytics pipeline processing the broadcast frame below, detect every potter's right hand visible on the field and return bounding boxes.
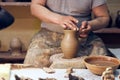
[57,15,79,31]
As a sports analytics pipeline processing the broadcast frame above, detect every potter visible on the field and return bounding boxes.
[24,0,116,68]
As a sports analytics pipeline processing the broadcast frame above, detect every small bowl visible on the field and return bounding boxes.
[84,55,120,75]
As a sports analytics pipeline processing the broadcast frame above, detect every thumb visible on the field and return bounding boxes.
[81,21,88,29]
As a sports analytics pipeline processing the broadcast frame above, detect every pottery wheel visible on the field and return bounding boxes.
[50,53,87,69]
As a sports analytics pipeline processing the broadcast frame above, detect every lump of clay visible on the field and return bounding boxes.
[42,67,55,73]
[14,74,33,80]
[39,78,56,80]
[66,67,74,74]
[69,74,84,80]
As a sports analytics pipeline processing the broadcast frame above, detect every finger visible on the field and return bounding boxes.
[80,21,90,33]
[68,16,79,30]
[81,21,88,29]
[87,25,92,31]
[64,22,73,30]
[68,21,79,31]
[63,22,77,30]
[79,33,88,38]
[69,16,79,24]
[80,28,89,34]
[82,25,91,33]
[61,24,67,29]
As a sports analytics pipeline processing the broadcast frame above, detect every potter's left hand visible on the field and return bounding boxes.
[79,21,92,38]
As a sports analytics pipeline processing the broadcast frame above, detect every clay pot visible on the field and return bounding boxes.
[10,37,22,56]
[61,30,79,59]
[84,56,120,75]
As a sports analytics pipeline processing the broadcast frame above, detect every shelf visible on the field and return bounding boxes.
[0,51,26,63]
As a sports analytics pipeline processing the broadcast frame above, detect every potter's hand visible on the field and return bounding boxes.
[79,21,92,38]
[58,15,79,31]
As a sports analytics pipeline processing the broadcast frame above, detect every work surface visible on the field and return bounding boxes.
[10,68,120,80]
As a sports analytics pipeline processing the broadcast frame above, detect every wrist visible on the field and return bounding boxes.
[52,14,62,25]
[87,21,93,31]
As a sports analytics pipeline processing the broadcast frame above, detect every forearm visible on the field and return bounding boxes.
[88,16,109,31]
[31,4,61,24]
[31,3,79,30]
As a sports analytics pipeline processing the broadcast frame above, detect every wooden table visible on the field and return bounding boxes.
[10,68,120,80]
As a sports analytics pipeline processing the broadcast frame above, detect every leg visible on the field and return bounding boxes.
[76,32,116,57]
[83,33,116,57]
[24,28,63,67]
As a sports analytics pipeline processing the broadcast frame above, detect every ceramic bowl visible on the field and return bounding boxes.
[84,55,120,75]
